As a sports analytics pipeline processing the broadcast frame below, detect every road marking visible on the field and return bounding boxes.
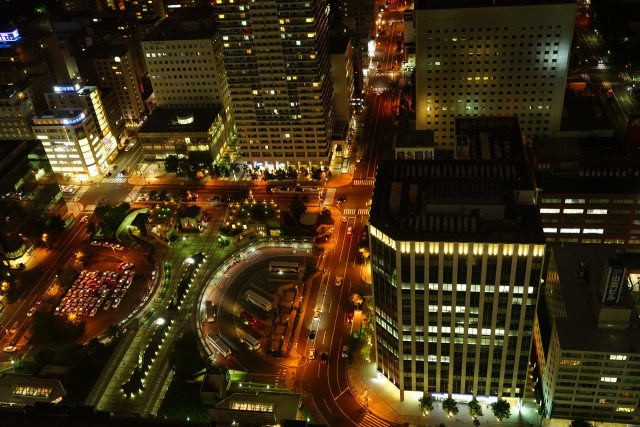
[335,388,349,399]
[322,398,334,415]
[353,178,375,186]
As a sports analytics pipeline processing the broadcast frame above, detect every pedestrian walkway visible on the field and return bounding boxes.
[358,208,370,216]
[103,176,128,184]
[323,188,336,206]
[354,178,375,186]
[344,208,356,216]
[343,208,370,216]
[84,204,97,212]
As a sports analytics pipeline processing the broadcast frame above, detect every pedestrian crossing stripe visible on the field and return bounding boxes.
[103,176,128,183]
[343,208,369,216]
[84,204,97,211]
[353,178,375,186]
[344,208,356,215]
[358,208,370,216]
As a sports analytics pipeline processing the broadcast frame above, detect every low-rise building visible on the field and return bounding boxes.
[534,246,640,424]
[145,201,179,246]
[0,374,65,406]
[0,84,37,140]
[138,107,229,162]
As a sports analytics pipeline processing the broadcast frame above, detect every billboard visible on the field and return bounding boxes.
[0,29,20,42]
[602,262,626,305]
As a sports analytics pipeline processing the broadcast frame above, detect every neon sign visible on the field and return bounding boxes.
[62,113,86,125]
[53,85,76,93]
[0,29,20,42]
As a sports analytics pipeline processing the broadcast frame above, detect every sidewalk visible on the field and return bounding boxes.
[346,359,546,427]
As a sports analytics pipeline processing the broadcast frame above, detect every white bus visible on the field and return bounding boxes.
[268,261,300,274]
[241,333,261,351]
[207,334,231,358]
[246,290,273,312]
[205,300,216,323]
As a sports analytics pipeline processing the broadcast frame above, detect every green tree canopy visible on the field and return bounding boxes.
[468,396,483,419]
[490,398,511,421]
[30,310,85,345]
[94,202,130,235]
[290,195,307,221]
[418,393,434,414]
[170,331,208,378]
[442,396,459,416]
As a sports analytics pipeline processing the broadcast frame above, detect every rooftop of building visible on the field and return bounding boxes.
[416,0,573,9]
[533,135,626,159]
[138,107,222,134]
[536,173,640,195]
[214,390,301,424]
[33,108,86,122]
[0,373,65,406]
[81,40,129,59]
[560,95,613,132]
[144,6,217,41]
[370,117,544,243]
[550,246,640,354]
[395,129,435,148]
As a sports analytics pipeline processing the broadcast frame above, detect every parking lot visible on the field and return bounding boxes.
[54,266,136,318]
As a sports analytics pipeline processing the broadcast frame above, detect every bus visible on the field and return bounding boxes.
[205,300,216,323]
[246,290,273,312]
[268,261,300,274]
[207,334,231,358]
[241,333,261,351]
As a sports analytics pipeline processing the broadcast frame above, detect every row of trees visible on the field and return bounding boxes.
[163,154,331,182]
[418,394,511,423]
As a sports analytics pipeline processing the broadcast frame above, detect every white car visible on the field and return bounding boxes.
[313,310,320,320]
[335,276,343,287]
[3,346,16,353]
[27,306,36,317]
[341,345,349,358]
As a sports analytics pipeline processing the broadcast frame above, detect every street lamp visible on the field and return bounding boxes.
[41,233,49,248]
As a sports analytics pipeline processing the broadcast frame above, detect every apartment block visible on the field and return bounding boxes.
[32,108,108,179]
[534,246,640,423]
[330,33,355,124]
[142,7,229,110]
[213,0,335,168]
[369,117,545,400]
[414,0,575,149]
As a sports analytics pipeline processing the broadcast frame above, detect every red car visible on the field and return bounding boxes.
[241,311,257,326]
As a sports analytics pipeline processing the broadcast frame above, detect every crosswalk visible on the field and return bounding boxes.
[353,178,375,186]
[359,412,396,427]
[84,204,97,212]
[246,368,288,387]
[102,176,128,184]
[343,208,370,216]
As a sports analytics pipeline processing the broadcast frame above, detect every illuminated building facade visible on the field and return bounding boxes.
[369,117,545,401]
[45,84,118,162]
[0,84,36,140]
[142,7,229,110]
[32,108,108,179]
[213,0,335,168]
[534,246,640,423]
[414,0,575,149]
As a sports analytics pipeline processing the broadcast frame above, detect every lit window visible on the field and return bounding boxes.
[563,209,584,214]
[540,208,560,214]
[587,209,607,215]
[583,229,603,234]
[601,377,618,383]
[564,198,585,204]
[610,355,628,361]
[560,228,580,234]
[543,228,557,233]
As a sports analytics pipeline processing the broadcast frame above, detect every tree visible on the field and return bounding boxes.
[311,167,322,180]
[570,421,593,427]
[490,398,511,421]
[107,324,124,341]
[33,348,56,369]
[94,202,130,235]
[418,393,434,414]
[349,292,363,307]
[164,155,179,173]
[30,310,85,345]
[158,190,169,201]
[290,195,307,221]
[148,190,158,201]
[170,331,208,378]
[275,168,287,181]
[468,396,483,419]
[442,396,459,416]
[57,266,80,290]
[286,166,298,180]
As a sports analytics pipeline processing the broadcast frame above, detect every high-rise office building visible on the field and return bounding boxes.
[79,43,146,124]
[142,7,229,109]
[534,246,640,423]
[0,84,36,140]
[213,0,335,168]
[369,117,545,400]
[32,108,108,179]
[45,84,119,162]
[330,33,355,123]
[414,0,575,149]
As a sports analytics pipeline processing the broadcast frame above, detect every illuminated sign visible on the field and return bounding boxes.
[602,263,626,305]
[0,29,20,42]
[53,85,76,93]
[62,113,86,125]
